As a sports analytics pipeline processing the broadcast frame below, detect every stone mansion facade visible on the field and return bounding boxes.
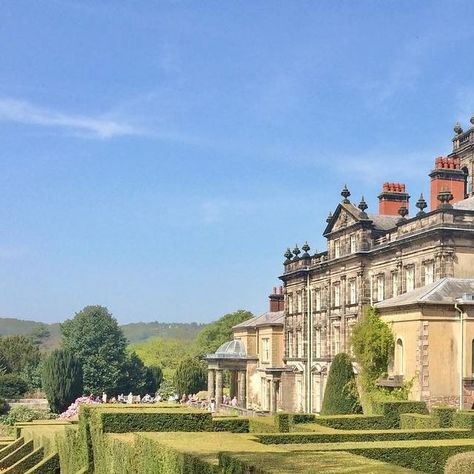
[208,117,474,413]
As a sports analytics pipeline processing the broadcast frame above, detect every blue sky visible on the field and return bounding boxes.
[1,0,473,324]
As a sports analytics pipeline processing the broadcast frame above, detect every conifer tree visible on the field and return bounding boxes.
[173,356,206,395]
[321,352,362,415]
[42,349,83,413]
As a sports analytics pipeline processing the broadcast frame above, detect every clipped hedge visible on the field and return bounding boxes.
[400,413,439,430]
[219,451,266,474]
[4,446,44,474]
[99,410,214,433]
[256,428,473,445]
[347,442,474,474]
[24,452,60,474]
[453,412,474,430]
[212,417,249,433]
[274,413,291,433]
[0,438,24,461]
[445,451,474,474]
[432,407,455,429]
[312,414,388,430]
[0,440,33,470]
[373,401,428,428]
[292,414,316,424]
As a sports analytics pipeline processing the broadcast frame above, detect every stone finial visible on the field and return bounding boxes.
[301,241,310,258]
[454,122,463,135]
[341,185,351,203]
[415,193,427,217]
[437,189,454,210]
[292,244,301,259]
[471,115,474,126]
[284,248,293,263]
[326,211,333,223]
[358,196,368,218]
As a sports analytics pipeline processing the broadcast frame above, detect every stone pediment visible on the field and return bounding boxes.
[323,202,368,236]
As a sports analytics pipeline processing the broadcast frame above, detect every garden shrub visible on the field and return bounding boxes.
[432,407,455,429]
[292,414,316,424]
[312,414,388,430]
[321,353,362,415]
[0,406,55,426]
[400,413,438,429]
[212,417,249,433]
[444,451,474,474]
[0,374,29,399]
[373,400,428,428]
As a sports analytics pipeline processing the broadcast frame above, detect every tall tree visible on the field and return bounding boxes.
[42,349,83,413]
[173,356,207,395]
[192,310,253,357]
[321,353,362,415]
[0,335,40,374]
[61,305,128,394]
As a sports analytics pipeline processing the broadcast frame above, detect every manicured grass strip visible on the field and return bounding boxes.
[0,439,33,470]
[218,450,417,473]
[248,416,279,433]
[257,428,473,445]
[3,446,44,474]
[24,452,60,474]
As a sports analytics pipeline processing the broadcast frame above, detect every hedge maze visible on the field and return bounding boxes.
[0,402,474,473]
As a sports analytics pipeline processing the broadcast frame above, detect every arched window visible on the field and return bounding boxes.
[396,338,404,376]
[462,167,470,198]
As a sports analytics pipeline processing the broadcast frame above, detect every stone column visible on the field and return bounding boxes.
[215,369,223,409]
[207,369,215,400]
[238,370,247,408]
[230,370,238,399]
[271,380,279,413]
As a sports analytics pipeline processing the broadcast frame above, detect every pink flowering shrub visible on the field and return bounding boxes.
[59,396,99,419]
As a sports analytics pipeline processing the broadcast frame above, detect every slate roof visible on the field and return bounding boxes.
[375,278,474,309]
[454,196,474,210]
[232,310,284,329]
[368,214,399,231]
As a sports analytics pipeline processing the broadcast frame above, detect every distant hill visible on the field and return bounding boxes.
[0,317,206,351]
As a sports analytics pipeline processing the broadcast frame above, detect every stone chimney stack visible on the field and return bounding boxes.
[378,183,410,216]
[269,286,284,312]
[429,156,465,210]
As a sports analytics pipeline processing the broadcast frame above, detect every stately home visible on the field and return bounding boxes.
[208,117,474,413]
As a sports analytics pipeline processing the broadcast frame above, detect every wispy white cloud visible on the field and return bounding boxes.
[0,98,143,138]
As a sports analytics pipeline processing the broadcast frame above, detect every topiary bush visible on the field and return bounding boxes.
[445,451,474,474]
[432,406,456,429]
[42,349,84,414]
[0,373,29,398]
[321,353,362,415]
